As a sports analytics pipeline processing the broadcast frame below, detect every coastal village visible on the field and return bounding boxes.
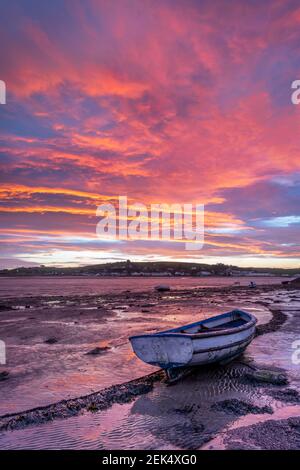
[0,261,299,278]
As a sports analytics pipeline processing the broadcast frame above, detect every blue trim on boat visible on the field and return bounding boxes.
[129,309,256,342]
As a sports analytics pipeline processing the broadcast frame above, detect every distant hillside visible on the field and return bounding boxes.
[0,261,299,277]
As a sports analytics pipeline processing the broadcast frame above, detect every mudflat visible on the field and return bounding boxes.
[0,279,299,449]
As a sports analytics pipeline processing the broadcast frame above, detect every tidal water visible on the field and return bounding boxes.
[0,275,289,299]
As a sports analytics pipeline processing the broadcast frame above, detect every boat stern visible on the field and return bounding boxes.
[129,334,193,368]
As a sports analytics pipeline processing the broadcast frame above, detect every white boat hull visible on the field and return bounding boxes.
[129,310,257,369]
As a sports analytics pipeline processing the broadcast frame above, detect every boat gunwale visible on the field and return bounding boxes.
[129,310,257,341]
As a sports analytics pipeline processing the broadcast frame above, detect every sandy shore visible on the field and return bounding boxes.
[0,282,300,449]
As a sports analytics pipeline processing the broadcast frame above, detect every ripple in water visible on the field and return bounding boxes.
[0,363,285,450]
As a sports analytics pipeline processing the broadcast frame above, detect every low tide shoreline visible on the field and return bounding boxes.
[0,281,300,449]
[0,308,291,432]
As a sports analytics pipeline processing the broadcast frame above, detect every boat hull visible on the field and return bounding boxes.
[129,310,256,369]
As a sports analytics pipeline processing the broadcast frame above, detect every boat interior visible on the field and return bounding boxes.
[181,317,247,334]
[178,311,249,334]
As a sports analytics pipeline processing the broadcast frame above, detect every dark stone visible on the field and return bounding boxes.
[225,416,300,450]
[86,346,110,355]
[245,369,288,385]
[0,371,9,381]
[44,337,58,344]
[87,402,98,413]
[0,305,13,311]
[211,399,273,416]
[155,285,170,292]
[267,388,300,404]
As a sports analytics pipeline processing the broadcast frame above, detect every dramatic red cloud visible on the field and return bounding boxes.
[1,0,300,267]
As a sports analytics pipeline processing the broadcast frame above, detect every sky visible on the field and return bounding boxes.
[0,0,300,269]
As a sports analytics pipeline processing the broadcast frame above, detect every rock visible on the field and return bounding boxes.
[87,402,98,413]
[267,388,300,403]
[245,369,288,385]
[224,416,300,450]
[0,305,13,311]
[141,309,150,313]
[141,303,156,308]
[0,371,9,381]
[44,337,58,344]
[288,417,300,429]
[211,399,273,416]
[155,284,170,292]
[86,346,110,355]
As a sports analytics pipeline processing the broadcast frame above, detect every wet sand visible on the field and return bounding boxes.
[0,280,299,449]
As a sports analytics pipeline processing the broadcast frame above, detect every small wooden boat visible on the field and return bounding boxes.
[129,310,257,372]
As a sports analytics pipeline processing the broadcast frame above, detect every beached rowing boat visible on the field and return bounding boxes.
[129,310,257,372]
